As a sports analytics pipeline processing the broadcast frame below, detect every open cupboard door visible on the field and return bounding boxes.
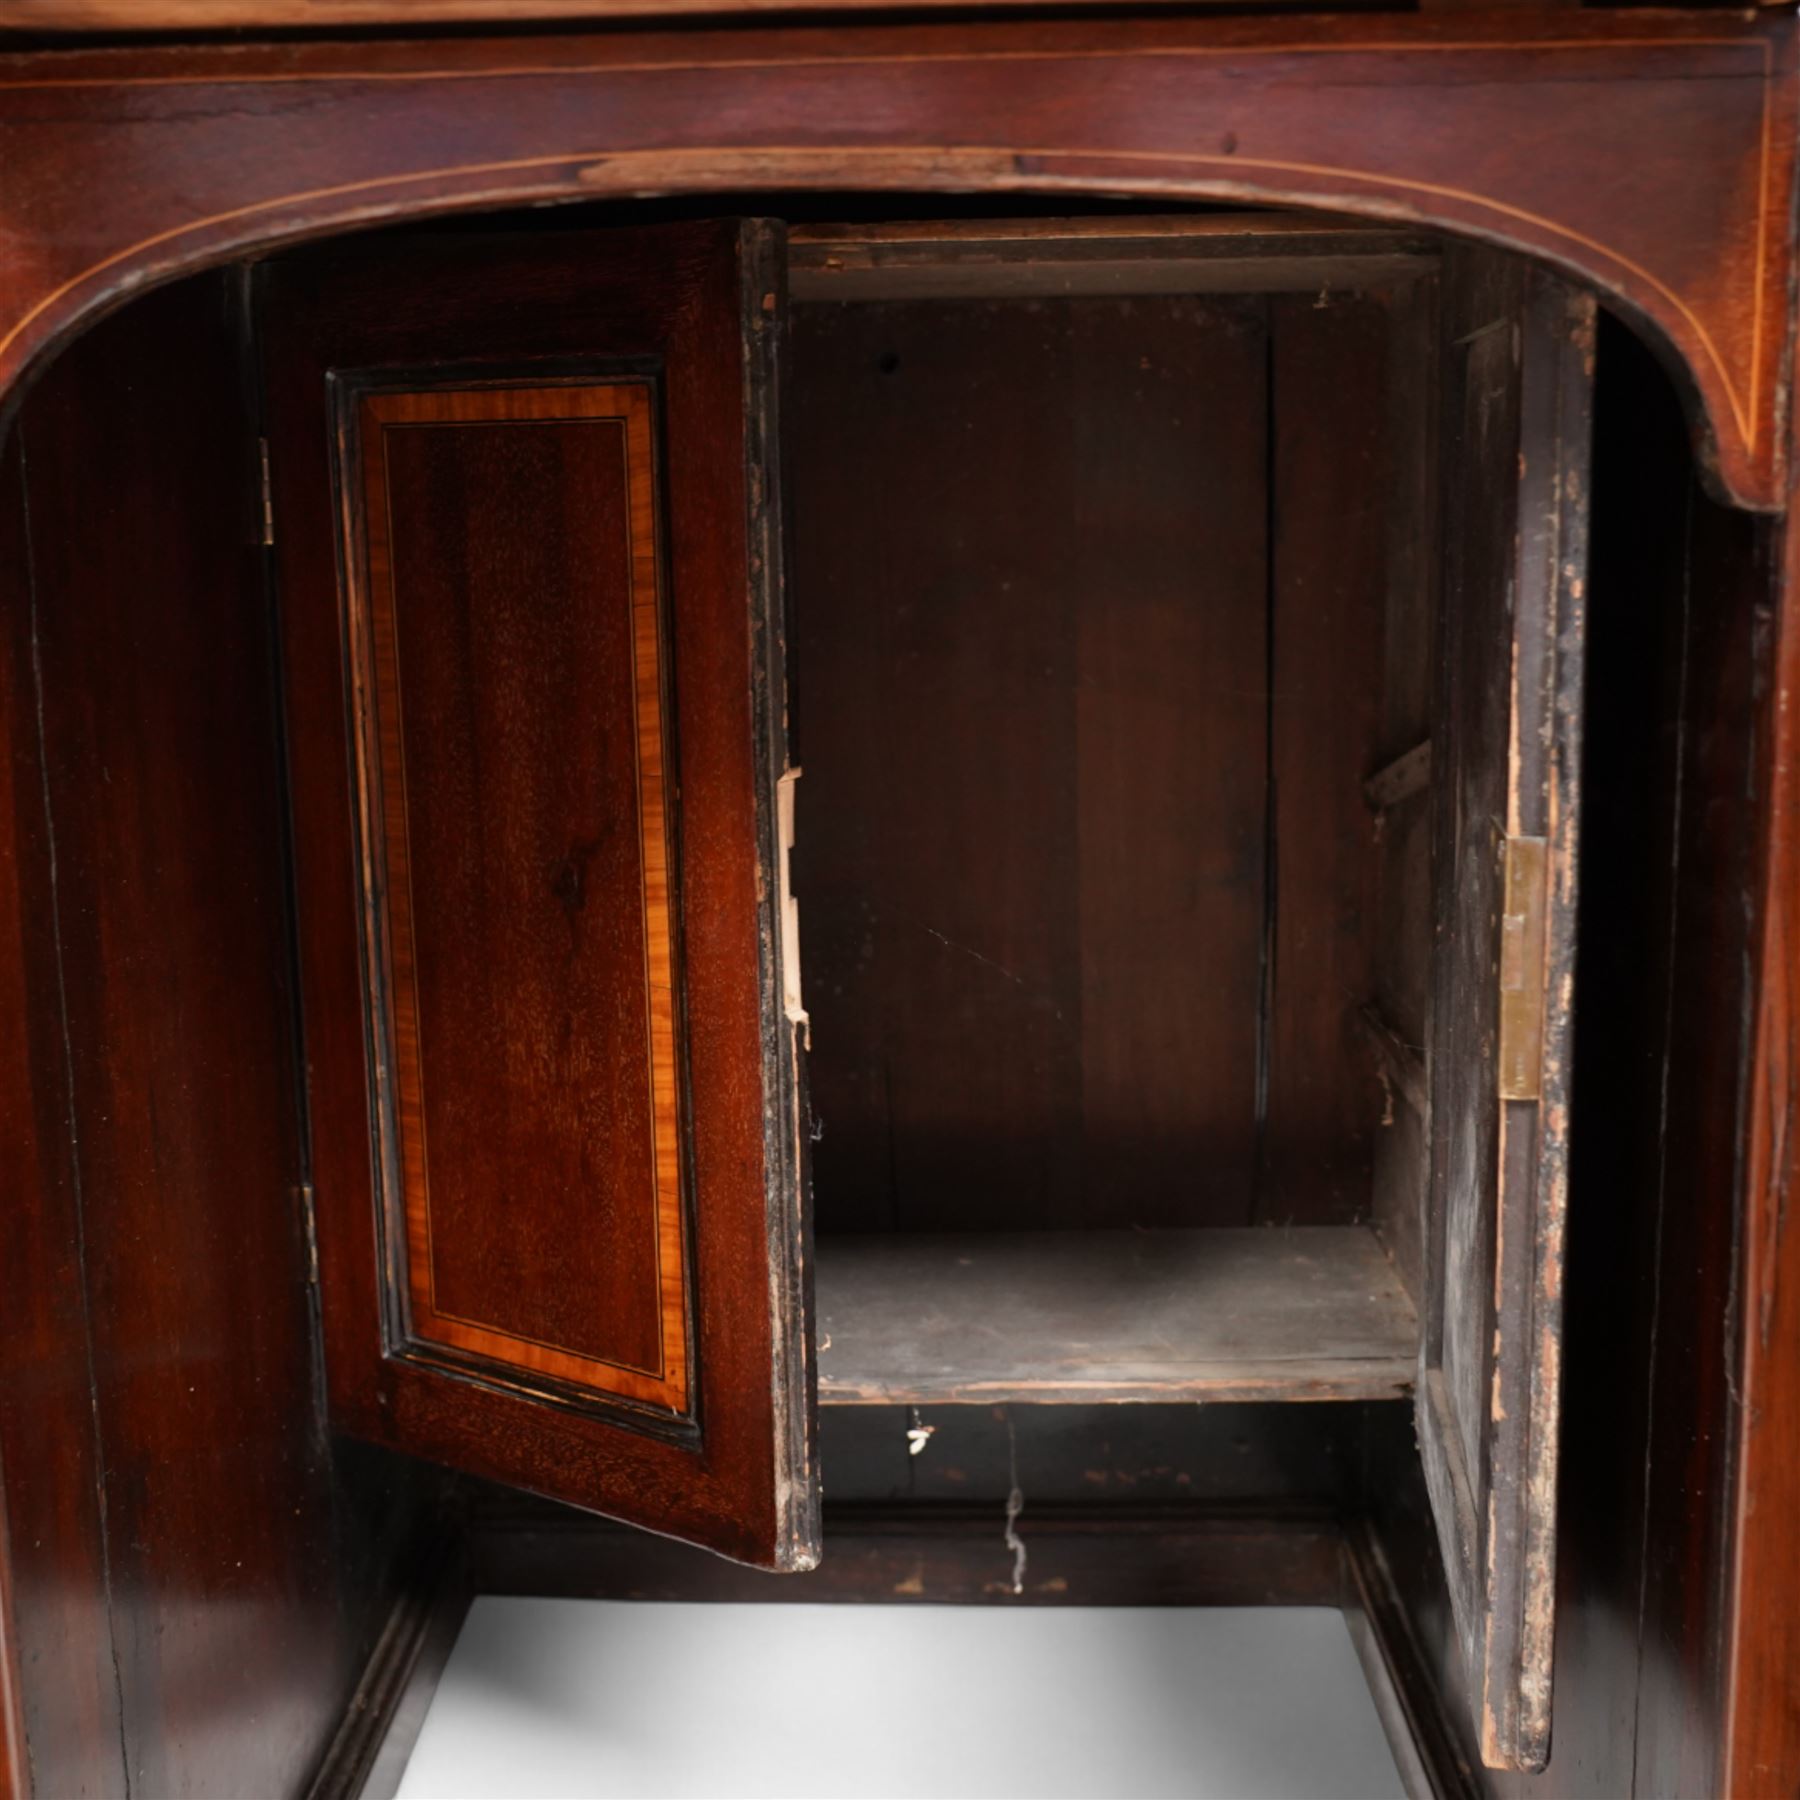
[261,221,818,1570]
[1422,247,1594,1769]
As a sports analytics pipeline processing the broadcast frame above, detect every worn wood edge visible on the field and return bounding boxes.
[1414,1369,1484,1753]
[791,251,1437,304]
[789,214,1440,301]
[1364,739,1433,813]
[1475,269,1592,1777]
[305,1533,471,1800]
[820,1369,1416,1406]
[742,217,821,1575]
[1416,242,1500,1767]
[790,213,1421,250]
[1342,1520,1481,1800]
[1358,1002,1428,1120]
[814,1230,1419,1407]
[465,1502,1350,1607]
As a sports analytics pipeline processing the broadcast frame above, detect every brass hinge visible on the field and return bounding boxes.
[258,436,275,547]
[1497,835,1549,1102]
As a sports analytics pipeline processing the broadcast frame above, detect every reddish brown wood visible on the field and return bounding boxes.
[0,1481,20,1800]
[790,292,1089,1233]
[788,215,1440,303]
[348,379,689,1413]
[1608,433,1772,1800]
[0,13,1789,508]
[263,220,819,1571]
[791,288,1269,1233]
[0,407,119,1800]
[1066,295,1268,1228]
[790,260,1413,1242]
[0,269,442,1800]
[1260,290,1390,1224]
[0,0,1354,24]
[1724,342,1800,1799]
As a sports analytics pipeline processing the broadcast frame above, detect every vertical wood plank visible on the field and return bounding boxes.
[0,422,125,1800]
[1429,249,1526,1518]
[790,296,1086,1233]
[1725,579,1800,1792]
[792,293,1269,1232]
[8,273,383,1800]
[1260,291,1389,1225]
[1366,274,1439,1303]
[1070,295,1267,1227]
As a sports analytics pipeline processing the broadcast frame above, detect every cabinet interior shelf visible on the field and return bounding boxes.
[815,1227,1418,1407]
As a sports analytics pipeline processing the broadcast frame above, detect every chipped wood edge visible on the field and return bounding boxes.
[1414,253,1591,1776]
[742,218,821,1574]
[1365,739,1434,813]
[1473,271,1590,1775]
[820,1368,1416,1406]
[1358,1003,1429,1119]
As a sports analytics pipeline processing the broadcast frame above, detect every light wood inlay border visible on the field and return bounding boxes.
[346,378,690,1415]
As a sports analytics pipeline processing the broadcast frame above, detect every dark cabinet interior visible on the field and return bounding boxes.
[0,195,1760,1800]
[787,235,1433,1411]
[780,224,1583,1768]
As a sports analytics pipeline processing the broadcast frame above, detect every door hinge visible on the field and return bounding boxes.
[258,436,275,547]
[1497,835,1549,1102]
[297,1180,320,1284]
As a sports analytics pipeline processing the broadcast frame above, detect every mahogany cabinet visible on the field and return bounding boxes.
[0,12,1796,1800]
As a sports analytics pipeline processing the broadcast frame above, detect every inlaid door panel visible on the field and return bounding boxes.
[261,220,818,1570]
[354,379,686,1412]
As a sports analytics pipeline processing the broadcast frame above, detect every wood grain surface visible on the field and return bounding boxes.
[1725,309,1800,1798]
[790,272,1405,1240]
[0,269,439,1800]
[815,1229,1416,1405]
[1260,290,1392,1225]
[349,380,688,1412]
[0,12,1788,507]
[0,0,1411,27]
[264,220,818,1569]
[791,289,1268,1234]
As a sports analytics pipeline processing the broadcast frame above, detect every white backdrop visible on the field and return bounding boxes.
[396,1598,1404,1800]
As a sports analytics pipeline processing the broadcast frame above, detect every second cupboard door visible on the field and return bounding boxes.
[262,220,817,1570]
[1422,246,1594,1767]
